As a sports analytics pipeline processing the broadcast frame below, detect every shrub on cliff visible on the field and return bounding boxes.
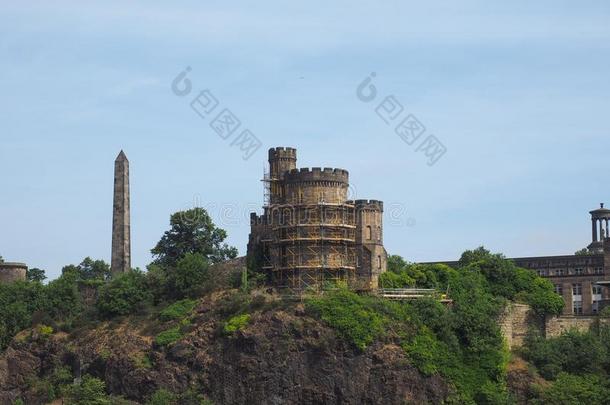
[65,375,111,405]
[523,328,606,380]
[96,270,151,317]
[160,299,198,322]
[307,269,510,402]
[533,373,610,404]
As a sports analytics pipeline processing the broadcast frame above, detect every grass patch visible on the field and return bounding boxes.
[155,326,183,346]
[223,314,251,334]
[159,299,197,322]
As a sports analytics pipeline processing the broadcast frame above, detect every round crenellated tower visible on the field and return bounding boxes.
[352,199,384,245]
[284,167,349,205]
[267,166,356,290]
[0,262,27,284]
[351,199,386,289]
[268,147,297,204]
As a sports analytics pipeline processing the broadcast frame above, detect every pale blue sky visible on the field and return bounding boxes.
[1,1,609,280]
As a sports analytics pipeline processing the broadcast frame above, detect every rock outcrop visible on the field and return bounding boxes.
[0,292,450,405]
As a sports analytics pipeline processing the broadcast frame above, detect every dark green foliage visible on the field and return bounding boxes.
[151,208,238,268]
[533,373,610,404]
[0,281,47,349]
[44,270,83,321]
[62,257,111,281]
[160,299,198,322]
[524,328,607,379]
[96,270,151,317]
[574,248,592,256]
[306,286,509,403]
[173,253,210,298]
[65,375,111,405]
[26,267,46,282]
[147,388,177,405]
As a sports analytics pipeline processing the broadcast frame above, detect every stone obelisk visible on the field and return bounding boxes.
[111,150,131,274]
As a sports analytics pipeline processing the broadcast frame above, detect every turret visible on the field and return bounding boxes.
[268,147,297,204]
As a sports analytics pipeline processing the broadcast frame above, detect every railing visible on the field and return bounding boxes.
[377,288,452,303]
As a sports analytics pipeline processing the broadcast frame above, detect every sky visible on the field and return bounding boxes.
[1,1,609,280]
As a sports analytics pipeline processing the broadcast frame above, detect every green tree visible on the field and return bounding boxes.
[26,267,46,283]
[387,254,409,273]
[172,252,210,298]
[65,375,111,405]
[574,248,592,256]
[44,270,83,322]
[97,270,151,317]
[535,373,610,404]
[77,257,111,280]
[151,208,238,267]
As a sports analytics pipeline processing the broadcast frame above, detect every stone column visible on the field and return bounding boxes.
[582,281,593,315]
[562,282,573,316]
[593,219,598,242]
[111,150,131,274]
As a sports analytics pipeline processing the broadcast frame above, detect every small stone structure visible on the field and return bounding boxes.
[544,315,610,338]
[0,262,27,284]
[111,150,131,274]
[247,147,387,292]
[499,303,535,349]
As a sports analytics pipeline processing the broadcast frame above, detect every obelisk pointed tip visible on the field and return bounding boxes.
[116,150,128,162]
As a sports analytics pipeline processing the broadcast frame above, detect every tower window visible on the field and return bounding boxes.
[377,255,382,269]
[367,226,372,240]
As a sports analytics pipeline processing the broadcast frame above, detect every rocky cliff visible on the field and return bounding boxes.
[0,290,450,405]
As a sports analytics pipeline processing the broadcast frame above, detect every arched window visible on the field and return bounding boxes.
[377,226,381,241]
[377,255,382,269]
[366,225,372,240]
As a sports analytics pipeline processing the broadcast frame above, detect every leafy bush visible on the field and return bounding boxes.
[306,290,387,350]
[160,299,198,322]
[155,326,183,346]
[307,268,511,403]
[524,328,606,379]
[96,270,151,317]
[534,373,610,404]
[65,375,111,405]
[224,314,251,334]
[147,388,177,405]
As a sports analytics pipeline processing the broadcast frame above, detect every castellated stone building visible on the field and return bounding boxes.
[247,147,387,291]
[0,262,27,284]
[428,203,610,316]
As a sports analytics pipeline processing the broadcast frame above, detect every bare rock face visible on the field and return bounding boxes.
[0,295,450,404]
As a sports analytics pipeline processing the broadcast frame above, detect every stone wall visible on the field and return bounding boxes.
[499,303,535,349]
[499,302,610,347]
[544,315,610,337]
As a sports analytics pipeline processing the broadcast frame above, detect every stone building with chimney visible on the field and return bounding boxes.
[247,147,387,292]
[426,204,610,316]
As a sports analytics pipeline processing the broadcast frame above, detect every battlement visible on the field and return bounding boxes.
[285,167,349,184]
[268,147,297,160]
[352,199,384,211]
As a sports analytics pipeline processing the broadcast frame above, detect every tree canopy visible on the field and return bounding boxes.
[151,208,238,267]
